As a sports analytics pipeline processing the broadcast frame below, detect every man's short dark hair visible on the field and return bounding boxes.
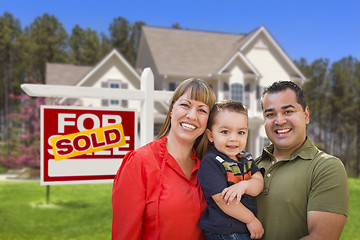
[261,81,307,111]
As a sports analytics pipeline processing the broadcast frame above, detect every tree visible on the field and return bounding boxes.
[327,57,357,167]
[69,25,101,65]
[171,23,182,29]
[109,17,145,66]
[24,13,68,83]
[298,58,330,148]
[99,32,112,59]
[0,77,44,169]
[127,21,145,65]
[296,56,360,177]
[0,12,25,152]
[354,60,360,176]
[68,24,83,65]
[109,17,130,57]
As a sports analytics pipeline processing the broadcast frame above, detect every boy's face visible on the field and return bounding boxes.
[206,110,248,160]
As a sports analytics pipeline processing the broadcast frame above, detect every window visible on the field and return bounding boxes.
[257,85,266,111]
[169,82,179,91]
[223,82,230,99]
[256,85,261,99]
[154,123,163,137]
[231,83,243,102]
[110,99,119,105]
[101,79,129,108]
[244,83,251,108]
[108,80,121,107]
[110,82,120,89]
[121,83,128,107]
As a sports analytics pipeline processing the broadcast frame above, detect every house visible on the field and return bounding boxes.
[135,25,306,157]
[46,25,306,157]
[46,49,141,110]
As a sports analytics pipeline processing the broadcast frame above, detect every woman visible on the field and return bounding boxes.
[112,78,216,240]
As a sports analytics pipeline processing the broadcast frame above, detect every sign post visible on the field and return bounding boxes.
[21,68,173,186]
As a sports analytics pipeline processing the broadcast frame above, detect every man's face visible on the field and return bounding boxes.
[262,88,309,158]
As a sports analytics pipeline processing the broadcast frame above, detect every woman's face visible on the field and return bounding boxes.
[169,89,210,144]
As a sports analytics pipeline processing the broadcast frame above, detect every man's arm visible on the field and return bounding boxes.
[300,211,347,240]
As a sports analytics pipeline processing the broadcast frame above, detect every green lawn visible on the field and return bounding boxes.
[0,178,358,239]
[0,181,113,240]
[342,178,360,239]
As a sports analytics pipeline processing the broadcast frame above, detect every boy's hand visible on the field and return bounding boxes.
[246,217,264,240]
[221,181,248,205]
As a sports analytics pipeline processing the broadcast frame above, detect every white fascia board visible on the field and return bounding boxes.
[240,26,264,52]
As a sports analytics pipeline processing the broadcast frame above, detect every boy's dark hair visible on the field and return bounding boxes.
[207,100,248,129]
[261,81,307,111]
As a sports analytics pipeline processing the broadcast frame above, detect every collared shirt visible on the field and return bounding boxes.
[255,137,349,240]
[112,137,206,240]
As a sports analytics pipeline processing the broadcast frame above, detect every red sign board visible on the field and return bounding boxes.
[41,106,136,185]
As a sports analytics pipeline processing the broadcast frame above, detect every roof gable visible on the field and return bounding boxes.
[140,26,247,76]
[240,26,306,80]
[139,26,306,83]
[76,49,140,87]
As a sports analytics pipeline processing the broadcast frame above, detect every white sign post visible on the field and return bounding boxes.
[21,68,173,185]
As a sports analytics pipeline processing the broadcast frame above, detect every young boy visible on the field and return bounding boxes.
[198,100,265,240]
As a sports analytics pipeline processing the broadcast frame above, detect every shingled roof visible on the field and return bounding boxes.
[46,63,92,85]
[140,26,256,76]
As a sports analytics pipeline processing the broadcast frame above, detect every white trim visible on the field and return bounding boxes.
[240,26,264,52]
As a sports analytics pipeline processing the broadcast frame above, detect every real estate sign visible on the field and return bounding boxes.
[41,106,136,185]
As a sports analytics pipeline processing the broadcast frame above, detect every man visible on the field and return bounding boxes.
[255,81,349,240]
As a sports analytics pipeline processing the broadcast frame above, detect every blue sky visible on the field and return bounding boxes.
[2,0,359,64]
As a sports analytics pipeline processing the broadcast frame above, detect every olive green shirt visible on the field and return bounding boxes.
[255,137,349,240]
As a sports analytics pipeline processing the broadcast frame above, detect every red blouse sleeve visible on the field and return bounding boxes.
[112,150,146,240]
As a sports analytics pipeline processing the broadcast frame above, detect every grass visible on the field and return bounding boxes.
[0,178,358,239]
[0,181,113,240]
[341,178,360,239]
